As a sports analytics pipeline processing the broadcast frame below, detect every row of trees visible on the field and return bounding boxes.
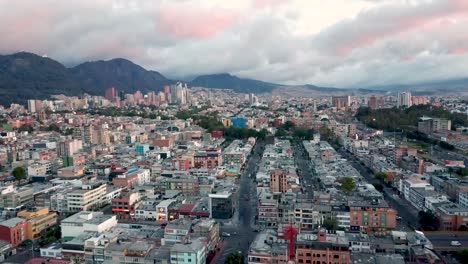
[355,105,468,131]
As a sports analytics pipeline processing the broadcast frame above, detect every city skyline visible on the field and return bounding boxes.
[1,0,468,87]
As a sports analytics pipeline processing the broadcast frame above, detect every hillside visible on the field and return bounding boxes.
[0,53,174,106]
[0,52,83,105]
[189,73,281,93]
[70,58,173,95]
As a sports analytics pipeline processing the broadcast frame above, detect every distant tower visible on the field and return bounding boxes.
[105,87,118,101]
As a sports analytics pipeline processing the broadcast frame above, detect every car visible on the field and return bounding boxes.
[396,216,402,220]
[221,232,231,237]
[451,241,461,246]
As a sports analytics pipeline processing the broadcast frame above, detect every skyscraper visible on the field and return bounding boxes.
[105,87,118,101]
[397,92,412,108]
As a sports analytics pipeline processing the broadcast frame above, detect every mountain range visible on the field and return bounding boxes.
[0,52,467,106]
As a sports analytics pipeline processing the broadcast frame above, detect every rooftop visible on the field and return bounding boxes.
[0,217,25,228]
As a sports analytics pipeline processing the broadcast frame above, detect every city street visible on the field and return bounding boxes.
[212,140,265,264]
[293,140,323,193]
[338,148,421,230]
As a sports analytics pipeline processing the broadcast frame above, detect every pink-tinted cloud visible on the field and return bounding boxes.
[156,6,239,39]
[317,0,468,56]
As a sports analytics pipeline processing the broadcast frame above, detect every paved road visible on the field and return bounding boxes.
[338,148,421,230]
[213,140,265,264]
[293,140,323,193]
[425,233,468,250]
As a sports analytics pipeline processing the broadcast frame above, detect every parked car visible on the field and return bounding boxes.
[221,232,231,237]
[451,241,461,246]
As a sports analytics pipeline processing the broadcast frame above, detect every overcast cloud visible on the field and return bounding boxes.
[0,0,467,87]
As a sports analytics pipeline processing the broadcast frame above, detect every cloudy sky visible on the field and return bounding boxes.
[1,0,468,87]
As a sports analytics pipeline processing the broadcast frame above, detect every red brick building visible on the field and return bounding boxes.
[0,217,28,248]
[194,149,222,170]
[296,230,351,264]
[348,199,397,232]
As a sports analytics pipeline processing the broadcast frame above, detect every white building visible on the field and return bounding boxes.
[397,92,412,108]
[459,192,468,208]
[67,182,107,212]
[27,161,51,176]
[61,211,117,239]
[335,211,350,229]
[401,176,432,201]
[170,239,206,264]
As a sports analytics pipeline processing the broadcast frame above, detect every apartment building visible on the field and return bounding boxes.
[112,190,141,219]
[17,207,57,240]
[270,169,288,193]
[258,192,279,228]
[0,218,28,248]
[294,203,330,231]
[296,230,351,264]
[67,183,107,212]
[435,203,468,231]
[170,239,206,264]
[57,139,83,157]
[349,198,397,232]
[0,186,34,210]
[103,240,154,264]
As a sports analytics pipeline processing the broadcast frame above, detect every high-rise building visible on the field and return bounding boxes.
[57,139,83,157]
[105,87,118,101]
[332,96,351,110]
[397,92,412,108]
[412,96,429,106]
[368,95,384,110]
[170,82,189,105]
[27,100,36,113]
[270,169,288,193]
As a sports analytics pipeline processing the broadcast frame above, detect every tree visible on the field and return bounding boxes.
[322,218,338,230]
[455,249,468,264]
[12,167,27,181]
[47,124,60,132]
[225,251,244,264]
[374,172,387,182]
[372,183,384,192]
[282,121,295,131]
[275,128,287,137]
[418,211,440,231]
[339,177,356,194]
[18,124,33,133]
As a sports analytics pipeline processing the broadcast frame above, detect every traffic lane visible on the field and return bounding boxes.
[426,234,468,247]
[217,140,264,263]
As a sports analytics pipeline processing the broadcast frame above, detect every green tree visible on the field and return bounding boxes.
[339,177,356,194]
[18,124,33,133]
[374,172,387,182]
[373,183,384,192]
[275,128,287,137]
[225,251,244,264]
[282,121,295,131]
[47,124,60,132]
[455,249,468,264]
[322,218,338,230]
[12,167,27,181]
[418,211,440,231]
